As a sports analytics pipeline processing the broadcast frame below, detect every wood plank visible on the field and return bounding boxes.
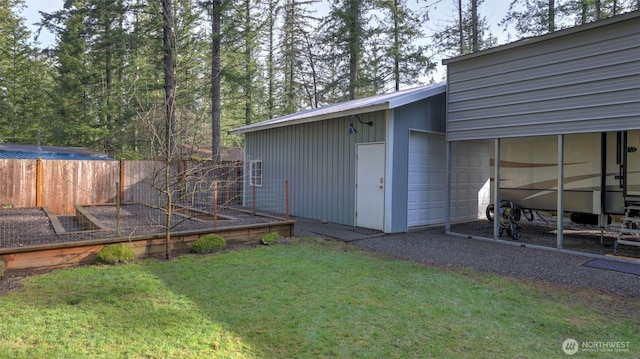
[1,221,294,271]
[4,245,104,270]
[42,206,66,235]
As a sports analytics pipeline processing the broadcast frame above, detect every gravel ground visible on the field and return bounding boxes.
[347,226,640,297]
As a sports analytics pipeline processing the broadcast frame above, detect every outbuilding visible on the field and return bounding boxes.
[230,84,490,233]
[443,11,640,248]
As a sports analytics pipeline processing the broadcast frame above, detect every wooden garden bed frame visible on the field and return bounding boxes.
[0,220,294,271]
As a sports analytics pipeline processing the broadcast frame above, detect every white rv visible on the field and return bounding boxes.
[492,130,640,223]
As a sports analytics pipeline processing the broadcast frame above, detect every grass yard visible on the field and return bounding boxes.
[0,238,638,358]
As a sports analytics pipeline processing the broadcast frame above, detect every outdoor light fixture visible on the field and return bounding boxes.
[348,114,373,135]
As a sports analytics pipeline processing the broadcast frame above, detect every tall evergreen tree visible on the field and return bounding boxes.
[279,0,320,113]
[500,0,559,36]
[162,0,176,157]
[0,0,52,143]
[375,0,435,91]
[561,0,639,26]
[265,0,280,118]
[42,0,107,148]
[209,0,222,160]
[221,0,264,127]
[433,0,497,57]
[322,0,371,100]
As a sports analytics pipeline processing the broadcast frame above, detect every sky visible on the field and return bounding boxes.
[19,0,513,81]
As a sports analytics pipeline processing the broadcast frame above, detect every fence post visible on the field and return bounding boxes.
[213,181,218,228]
[225,176,231,209]
[252,178,256,216]
[285,179,290,220]
[116,181,121,236]
[119,160,125,203]
[36,157,43,207]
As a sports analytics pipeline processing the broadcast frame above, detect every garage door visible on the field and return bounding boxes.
[408,131,446,227]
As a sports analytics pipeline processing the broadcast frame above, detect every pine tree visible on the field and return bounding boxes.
[500,0,559,37]
[279,0,321,114]
[322,0,371,100]
[374,0,435,91]
[433,0,497,57]
[41,0,106,148]
[0,0,53,144]
[561,0,639,26]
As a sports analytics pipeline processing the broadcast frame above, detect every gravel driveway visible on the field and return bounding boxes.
[349,226,640,297]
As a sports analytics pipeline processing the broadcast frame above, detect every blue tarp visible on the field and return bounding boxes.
[0,144,113,160]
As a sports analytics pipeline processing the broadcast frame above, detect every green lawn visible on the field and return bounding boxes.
[0,238,637,358]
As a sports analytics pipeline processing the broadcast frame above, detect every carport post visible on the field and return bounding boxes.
[557,135,565,249]
[493,138,501,239]
[445,140,452,233]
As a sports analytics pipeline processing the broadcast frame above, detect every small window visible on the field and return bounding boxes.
[250,160,262,187]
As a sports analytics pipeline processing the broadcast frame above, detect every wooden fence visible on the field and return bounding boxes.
[0,159,242,215]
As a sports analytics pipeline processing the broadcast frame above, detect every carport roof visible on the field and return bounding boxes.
[229,83,446,134]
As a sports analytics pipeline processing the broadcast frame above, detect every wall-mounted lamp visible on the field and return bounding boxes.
[348,114,373,135]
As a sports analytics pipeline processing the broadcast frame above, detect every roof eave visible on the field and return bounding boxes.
[387,83,446,108]
[229,103,390,135]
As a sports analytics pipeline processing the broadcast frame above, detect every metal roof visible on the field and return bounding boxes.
[229,83,446,134]
[0,144,113,160]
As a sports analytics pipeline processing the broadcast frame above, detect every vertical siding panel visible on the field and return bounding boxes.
[306,123,312,217]
[331,119,338,223]
[322,120,329,221]
[315,122,321,219]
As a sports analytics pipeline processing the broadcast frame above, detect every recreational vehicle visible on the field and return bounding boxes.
[491,130,640,224]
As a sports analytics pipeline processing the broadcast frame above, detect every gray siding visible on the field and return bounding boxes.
[245,111,385,226]
[389,93,446,232]
[446,13,640,141]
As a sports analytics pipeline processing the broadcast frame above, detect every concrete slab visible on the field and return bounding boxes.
[292,217,385,242]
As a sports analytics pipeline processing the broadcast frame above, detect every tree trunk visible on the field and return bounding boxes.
[267,1,277,119]
[393,0,400,91]
[244,0,253,125]
[162,0,176,260]
[211,0,221,162]
[162,0,176,158]
[471,0,478,52]
[348,0,361,100]
[549,0,555,32]
[458,0,463,54]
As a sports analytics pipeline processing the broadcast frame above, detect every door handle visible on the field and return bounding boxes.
[614,165,624,189]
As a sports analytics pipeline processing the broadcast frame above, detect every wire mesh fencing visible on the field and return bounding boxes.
[0,159,290,249]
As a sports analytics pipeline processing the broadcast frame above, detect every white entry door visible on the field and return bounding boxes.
[356,143,385,230]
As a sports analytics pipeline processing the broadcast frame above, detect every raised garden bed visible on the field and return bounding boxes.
[0,204,293,271]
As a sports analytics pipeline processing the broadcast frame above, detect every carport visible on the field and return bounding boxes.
[442,11,640,250]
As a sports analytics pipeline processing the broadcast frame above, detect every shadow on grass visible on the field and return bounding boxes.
[1,239,638,358]
[141,238,640,358]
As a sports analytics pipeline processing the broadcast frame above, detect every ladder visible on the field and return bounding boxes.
[614,205,640,255]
